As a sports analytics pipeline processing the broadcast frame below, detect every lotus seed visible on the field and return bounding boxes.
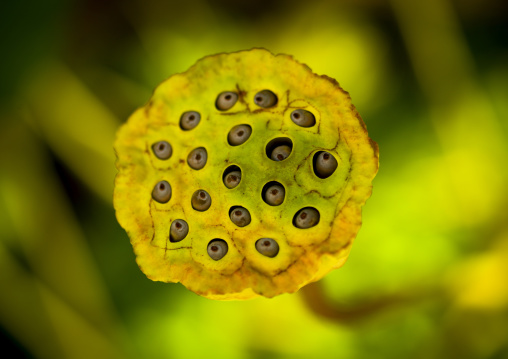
[270,145,292,161]
[187,147,207,170]
[207,239,228,261]
[294,207,320,229]
[255,238,279,258]
[229,207,251,227]
[152,181,172,203]
[228,124,252,146]
[170,219,189,242]
[152,141,172,160]
[263,184,285,206]
[291,109,315,127]
[216,91,238,111]
[180,111,201,130]
[191,189,211,211]
[254,90,278,108]
[314,151,338,178]
[224,171,241,189]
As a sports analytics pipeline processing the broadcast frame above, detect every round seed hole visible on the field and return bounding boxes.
[290,109,316,127]
[207,239,228,261]
[151,141,172,160]
[228,124,252,146]
[255,238,279,257]
[229,206,251,227]
[180,111,201,130]
[293,207,320,229]
[152,180,172,203]
[266,137,293,161]
[223,165,242,189]
[170,219,189,242]
[262,181,285,206]
[187,147,207,170]
[191,189,211,211]
[313,151,338,178]
[216,91,238,111]
[254,90,278,108]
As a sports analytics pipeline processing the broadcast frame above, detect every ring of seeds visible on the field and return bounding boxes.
[114,49,378,300]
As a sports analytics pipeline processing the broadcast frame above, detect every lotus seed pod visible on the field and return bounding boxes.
[114,49,379,300]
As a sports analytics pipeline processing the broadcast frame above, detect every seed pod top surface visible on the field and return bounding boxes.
[113,49,379,300]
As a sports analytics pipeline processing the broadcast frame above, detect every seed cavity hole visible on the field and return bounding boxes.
[187,147,207,170]
[152,180,172,203]
[262,181,285,206]
[151,141,172,160]
[223,165,242,189]
[313,151,338,178]
[254,90,278,108]
[228,124,252,146]
[229,206,251,227]
[216,91,238,111]
[290,109,316,127]
[266,137,293,161]
[192,189,212,211]
[170,219,189,242]
[293,207,320,229]
[255,238,279,257]
[207,239,228,260]
[180,111,201,130]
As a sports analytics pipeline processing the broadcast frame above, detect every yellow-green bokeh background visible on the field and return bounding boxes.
[1,0,507,358]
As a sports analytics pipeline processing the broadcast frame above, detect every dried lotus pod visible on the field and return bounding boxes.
[113,49,379,300]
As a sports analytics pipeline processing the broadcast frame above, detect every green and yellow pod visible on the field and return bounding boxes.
[114,48,379,300]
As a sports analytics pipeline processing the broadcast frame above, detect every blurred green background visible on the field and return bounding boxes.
[1,0,507,358]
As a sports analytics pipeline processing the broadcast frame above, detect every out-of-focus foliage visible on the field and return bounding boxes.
[0,0,507,358]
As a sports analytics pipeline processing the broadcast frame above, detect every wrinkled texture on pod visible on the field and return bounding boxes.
[114,49,379,301]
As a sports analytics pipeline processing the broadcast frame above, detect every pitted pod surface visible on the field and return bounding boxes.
[113,49,379,300]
